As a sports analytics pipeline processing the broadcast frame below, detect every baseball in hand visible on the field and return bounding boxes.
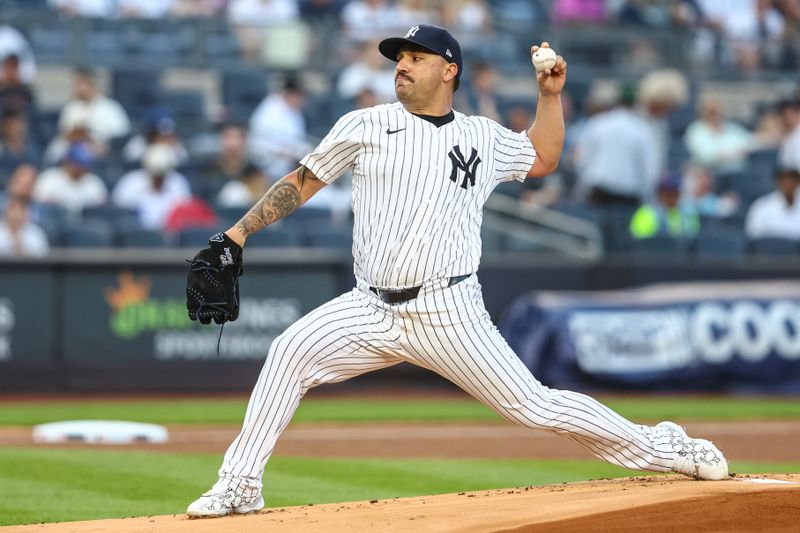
[532,47,557,72]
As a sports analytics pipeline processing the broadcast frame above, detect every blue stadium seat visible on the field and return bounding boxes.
[112,68,162,118]
[749,237,800,256]
[215,206,247,227]
[288,206,334,227]
[306,226,353,250]
[245,226,304,248]
[177,227,221,247]
[221,69,268,120]
[63,220,114,248]
[159,89,206,137]
[693,231,746,260]
[82,205,139,231]
[746,149,779,183]
[481,226,506,253]
[630,235,687,257]
[117,228,168,248]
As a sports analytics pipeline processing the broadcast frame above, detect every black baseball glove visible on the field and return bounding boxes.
[186,232,243,325]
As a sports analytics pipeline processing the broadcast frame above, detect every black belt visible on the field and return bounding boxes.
[370,274,471,305]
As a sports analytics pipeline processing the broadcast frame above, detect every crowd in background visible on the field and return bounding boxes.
[0,0,799,257]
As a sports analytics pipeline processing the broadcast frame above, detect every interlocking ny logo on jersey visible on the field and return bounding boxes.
[448,146,481,190]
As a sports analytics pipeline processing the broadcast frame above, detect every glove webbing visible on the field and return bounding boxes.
[186,258,236,358]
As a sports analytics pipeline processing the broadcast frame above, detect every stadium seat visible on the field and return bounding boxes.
[306,226,353,250]
[215,206,247,227]
[82,205,139,230]
[117,228,168,248]
[112,68,162,118]
[481,226,506,253]
[177,226,222,247]
[746,149,779,183]
[159,89,206,137]
[693,231,746,260]
[63,220,114,248]
[630,235,687,257]
[288,206,334,227]
[245,226,304,248]
[749,237,800,256]
[221,69,268,119]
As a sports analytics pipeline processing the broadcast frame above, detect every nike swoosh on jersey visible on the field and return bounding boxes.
[386,128,406,135]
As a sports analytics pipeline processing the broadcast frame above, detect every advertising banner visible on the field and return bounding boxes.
[0,270,56,365]
[62,267,339,364]
[499,281,800,393]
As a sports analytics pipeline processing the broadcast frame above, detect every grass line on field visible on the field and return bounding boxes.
[2,396,800,426]
[1,447,798,526]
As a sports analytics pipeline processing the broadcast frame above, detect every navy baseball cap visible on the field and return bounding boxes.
[379,24,463,88]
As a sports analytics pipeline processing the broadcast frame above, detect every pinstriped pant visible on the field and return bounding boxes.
[218,275,676,493]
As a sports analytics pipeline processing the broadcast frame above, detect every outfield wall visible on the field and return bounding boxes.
[1,250,798,391]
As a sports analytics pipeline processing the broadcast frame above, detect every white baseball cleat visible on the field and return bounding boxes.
[186,482,265,518]
[657,421,729,481]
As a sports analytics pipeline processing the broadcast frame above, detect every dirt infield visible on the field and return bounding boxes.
[4,475,799,532]
[2,420,800,461]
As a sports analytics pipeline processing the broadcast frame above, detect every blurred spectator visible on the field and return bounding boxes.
[0,109,41,170]
[164,197,219,234]
[228,0,300,61]
[201,121,250,182]
[112,143,191,230]
[59,67,130,145]
[630,174,700,239]
[745,168,800,239]
[680,164,739,218]
[118,0,176,18]
[170,0,226,16]
[123,107,189,165]
[0,19,36,84]
[684,96,753,174]
[355,87,379,109]
[0,197,49,257]
[617,0,703,28]
[33,142,107,216]
[696,0,785,71]
[457,60,500,123]
[341,0,405,42]
[0,54,36,117]
[638,68,689,174]
[217,162,271,207]
[249,76,311,178]
[439,0,492,39]
[337,40,397,103]
[574,86,660,206]
[778,99,800,171]
[43,105,102,167]
[2,163,38,203]
[395,0,438,28]
[552,0,607,24]
[48,0,116,18]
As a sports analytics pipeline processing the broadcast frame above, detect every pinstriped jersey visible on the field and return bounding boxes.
[300,101,536,289]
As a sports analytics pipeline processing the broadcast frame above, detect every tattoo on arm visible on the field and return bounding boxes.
[297,165,321,192]
[236,181,301,237]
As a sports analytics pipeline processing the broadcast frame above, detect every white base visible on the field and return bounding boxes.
[32,420,169,444]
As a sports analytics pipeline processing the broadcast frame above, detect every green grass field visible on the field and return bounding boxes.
[1,447,798,527]
[2,395,800,426]
[1,395,799,526]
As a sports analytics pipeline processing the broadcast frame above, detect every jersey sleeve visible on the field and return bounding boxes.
[300,109,365,184]
[492,122,537,183]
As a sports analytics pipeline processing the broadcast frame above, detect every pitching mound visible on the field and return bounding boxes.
[6,475,799,532]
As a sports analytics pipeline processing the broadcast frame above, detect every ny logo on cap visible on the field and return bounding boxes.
[405,25,420,38]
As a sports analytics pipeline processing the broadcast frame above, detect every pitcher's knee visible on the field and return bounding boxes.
[496,389,570,430]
